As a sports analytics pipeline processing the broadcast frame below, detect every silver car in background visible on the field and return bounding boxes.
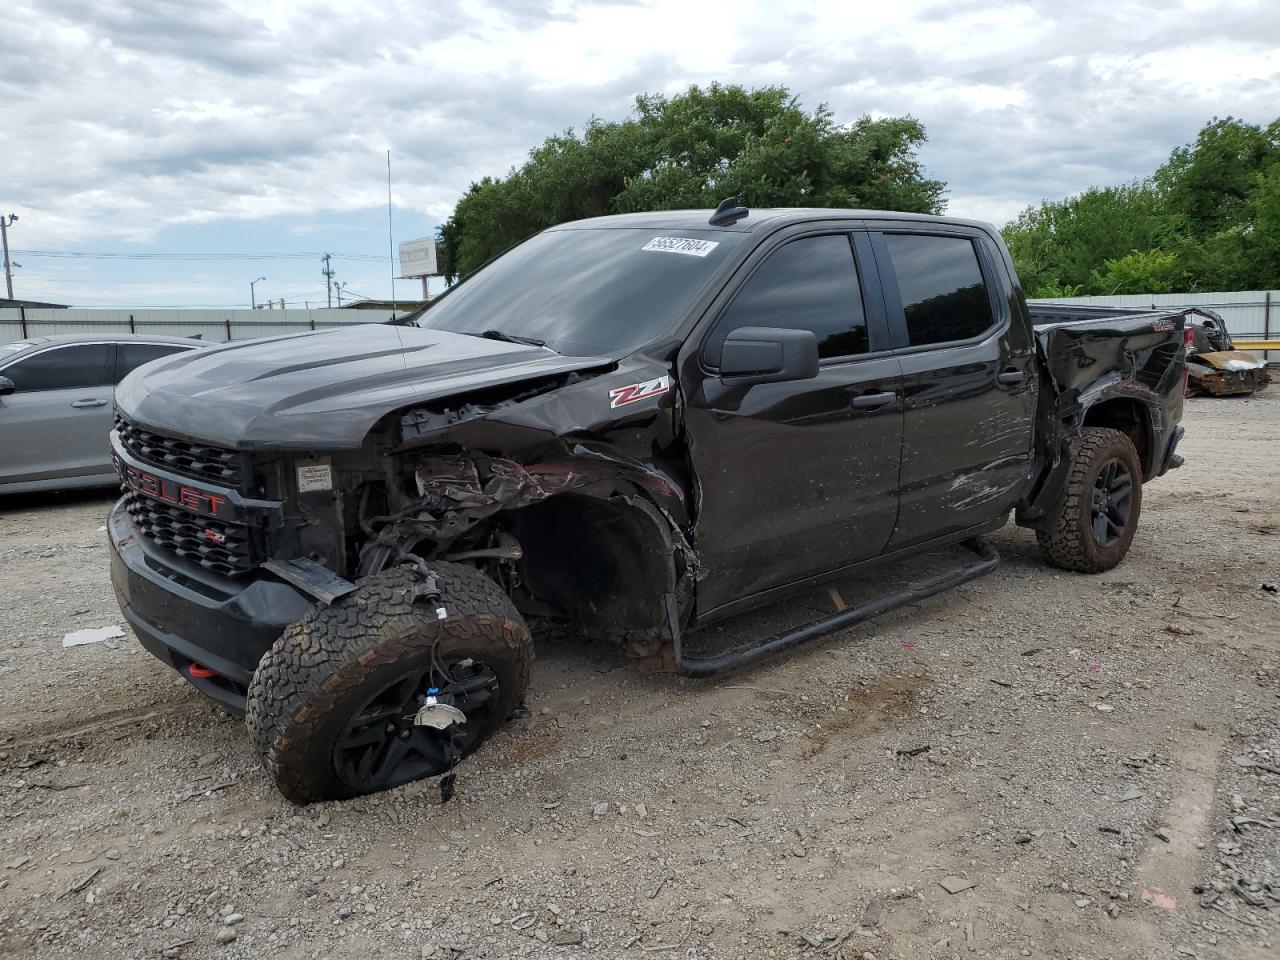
[0,334,203,494]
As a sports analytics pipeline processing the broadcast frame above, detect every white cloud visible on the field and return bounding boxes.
[3,0,1278,257]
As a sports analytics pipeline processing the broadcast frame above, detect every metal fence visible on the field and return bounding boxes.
[0,307,409,344]
[5,293,1277,358]
[1032,289,1277,360]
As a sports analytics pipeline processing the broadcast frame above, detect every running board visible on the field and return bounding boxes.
[669,537,1000,678]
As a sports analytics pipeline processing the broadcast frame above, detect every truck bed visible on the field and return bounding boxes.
[1027,301,1179,329]
[1027,302,1188,399]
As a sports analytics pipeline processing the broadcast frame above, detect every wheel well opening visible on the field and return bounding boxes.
[1083,398,1154,478]
[503,493,676,640]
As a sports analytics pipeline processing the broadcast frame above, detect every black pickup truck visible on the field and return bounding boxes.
[108,205,1188,803]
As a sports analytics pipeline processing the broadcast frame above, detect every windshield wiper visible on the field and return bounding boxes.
[480,329,547,348]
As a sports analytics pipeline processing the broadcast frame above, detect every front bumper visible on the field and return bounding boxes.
[108,496,315,711]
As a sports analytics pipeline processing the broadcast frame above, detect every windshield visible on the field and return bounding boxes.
[414,227,746,356]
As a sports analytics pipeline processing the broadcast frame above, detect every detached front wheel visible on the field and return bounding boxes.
[1036,426,1143,573]
[246,563,532,805]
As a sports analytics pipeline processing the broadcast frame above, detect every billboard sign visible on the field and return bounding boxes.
[398,238,439,278]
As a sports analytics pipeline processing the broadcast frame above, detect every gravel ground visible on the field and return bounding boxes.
[1,390,1277,960]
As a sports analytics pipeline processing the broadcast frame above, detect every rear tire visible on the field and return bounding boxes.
[246,563,532,805]
[1036,427,1143,573]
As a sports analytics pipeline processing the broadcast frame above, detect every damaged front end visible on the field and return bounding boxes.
[317,365,697,664]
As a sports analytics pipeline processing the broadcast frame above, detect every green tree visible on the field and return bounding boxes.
[1089,249,1182,294]
[1002,182,1168,296]
[1156,116,1276,236]
[1004,115,1280,296]
[438,84,945,280]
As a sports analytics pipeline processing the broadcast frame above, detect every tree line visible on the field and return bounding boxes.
[438,84,943,280]
[436,86,1277,298]
[1002,116,1280,297]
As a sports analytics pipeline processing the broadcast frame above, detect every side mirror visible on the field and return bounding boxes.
[718,327,819,385]
[0,376,14,397]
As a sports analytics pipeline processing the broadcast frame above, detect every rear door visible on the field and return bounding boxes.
[681,228,905,615]
[869,228,1038,549]
[0,342,115,485]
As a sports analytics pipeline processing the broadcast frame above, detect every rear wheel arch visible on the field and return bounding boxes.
[1082,396,1155,478]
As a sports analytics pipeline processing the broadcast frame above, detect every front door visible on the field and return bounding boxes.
[681,231,904,616]
[870,230,1038,549]
[0,342,115,486]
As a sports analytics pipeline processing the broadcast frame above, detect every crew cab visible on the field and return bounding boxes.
[107,206,1188,803]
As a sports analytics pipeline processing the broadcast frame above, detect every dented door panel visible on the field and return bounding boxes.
[683,357,904,613]
[888,333,1038,549]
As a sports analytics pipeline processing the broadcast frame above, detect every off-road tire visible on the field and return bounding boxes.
[246,563,532,804]
[1036,426,1143,573]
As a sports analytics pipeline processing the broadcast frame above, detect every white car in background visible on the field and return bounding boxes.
[0,334,203,494]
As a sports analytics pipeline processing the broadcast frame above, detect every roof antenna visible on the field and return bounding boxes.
[708,196,749,226]
[387,149,398,320]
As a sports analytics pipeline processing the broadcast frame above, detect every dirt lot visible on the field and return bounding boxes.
[1,391,1278,960]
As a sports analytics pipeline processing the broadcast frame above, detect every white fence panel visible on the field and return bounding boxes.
[0,307,406,344]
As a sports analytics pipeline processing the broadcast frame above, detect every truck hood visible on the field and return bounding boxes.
[114,324,612,449]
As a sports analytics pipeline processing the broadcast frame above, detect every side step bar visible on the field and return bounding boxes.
[670,537,1000,678]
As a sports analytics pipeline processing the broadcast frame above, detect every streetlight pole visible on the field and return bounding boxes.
[1,214,17,300]
[250,276,266,310]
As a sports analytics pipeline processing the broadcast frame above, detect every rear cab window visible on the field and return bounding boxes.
[880,234,996,347]
[705,233,870,364]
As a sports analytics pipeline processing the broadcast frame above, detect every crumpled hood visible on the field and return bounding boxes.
[114,324,611,449]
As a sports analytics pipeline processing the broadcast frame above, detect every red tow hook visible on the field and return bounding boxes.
[188,663,218,679]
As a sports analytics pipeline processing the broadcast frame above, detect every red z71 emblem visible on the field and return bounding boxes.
[609,375,671,409]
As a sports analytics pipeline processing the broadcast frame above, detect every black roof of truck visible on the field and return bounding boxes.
[552,208,998,235]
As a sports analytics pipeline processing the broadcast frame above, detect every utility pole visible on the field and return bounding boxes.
[321,253,335,308]
[336,281,347,307]
[1,214,17,300]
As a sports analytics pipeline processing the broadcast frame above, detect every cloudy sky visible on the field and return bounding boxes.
[2,0,1277,308]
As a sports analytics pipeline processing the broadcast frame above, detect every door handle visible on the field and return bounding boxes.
[997,370,1026,385]
[850,391,898,410]
[71,399,108,408]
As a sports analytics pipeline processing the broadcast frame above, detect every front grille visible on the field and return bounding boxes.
[123,491,255,577]
[114,414,244,487]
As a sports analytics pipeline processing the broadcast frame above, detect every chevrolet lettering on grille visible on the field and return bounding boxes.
[121,462,230,520]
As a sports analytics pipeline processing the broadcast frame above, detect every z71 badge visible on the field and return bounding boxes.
[609,375,671,409]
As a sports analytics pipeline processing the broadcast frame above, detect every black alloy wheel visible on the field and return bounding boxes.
[333,658,498,794]
[247,562,533,805]
[1089,457,1133,547]
[1036,426,1144,574]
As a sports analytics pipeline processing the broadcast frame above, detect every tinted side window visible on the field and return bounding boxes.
[4,344,111,391]
[115,343,189,382]
[883,234,994,346]
[708,234,868,362]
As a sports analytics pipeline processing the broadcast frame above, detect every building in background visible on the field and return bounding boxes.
[0,298,68,310]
